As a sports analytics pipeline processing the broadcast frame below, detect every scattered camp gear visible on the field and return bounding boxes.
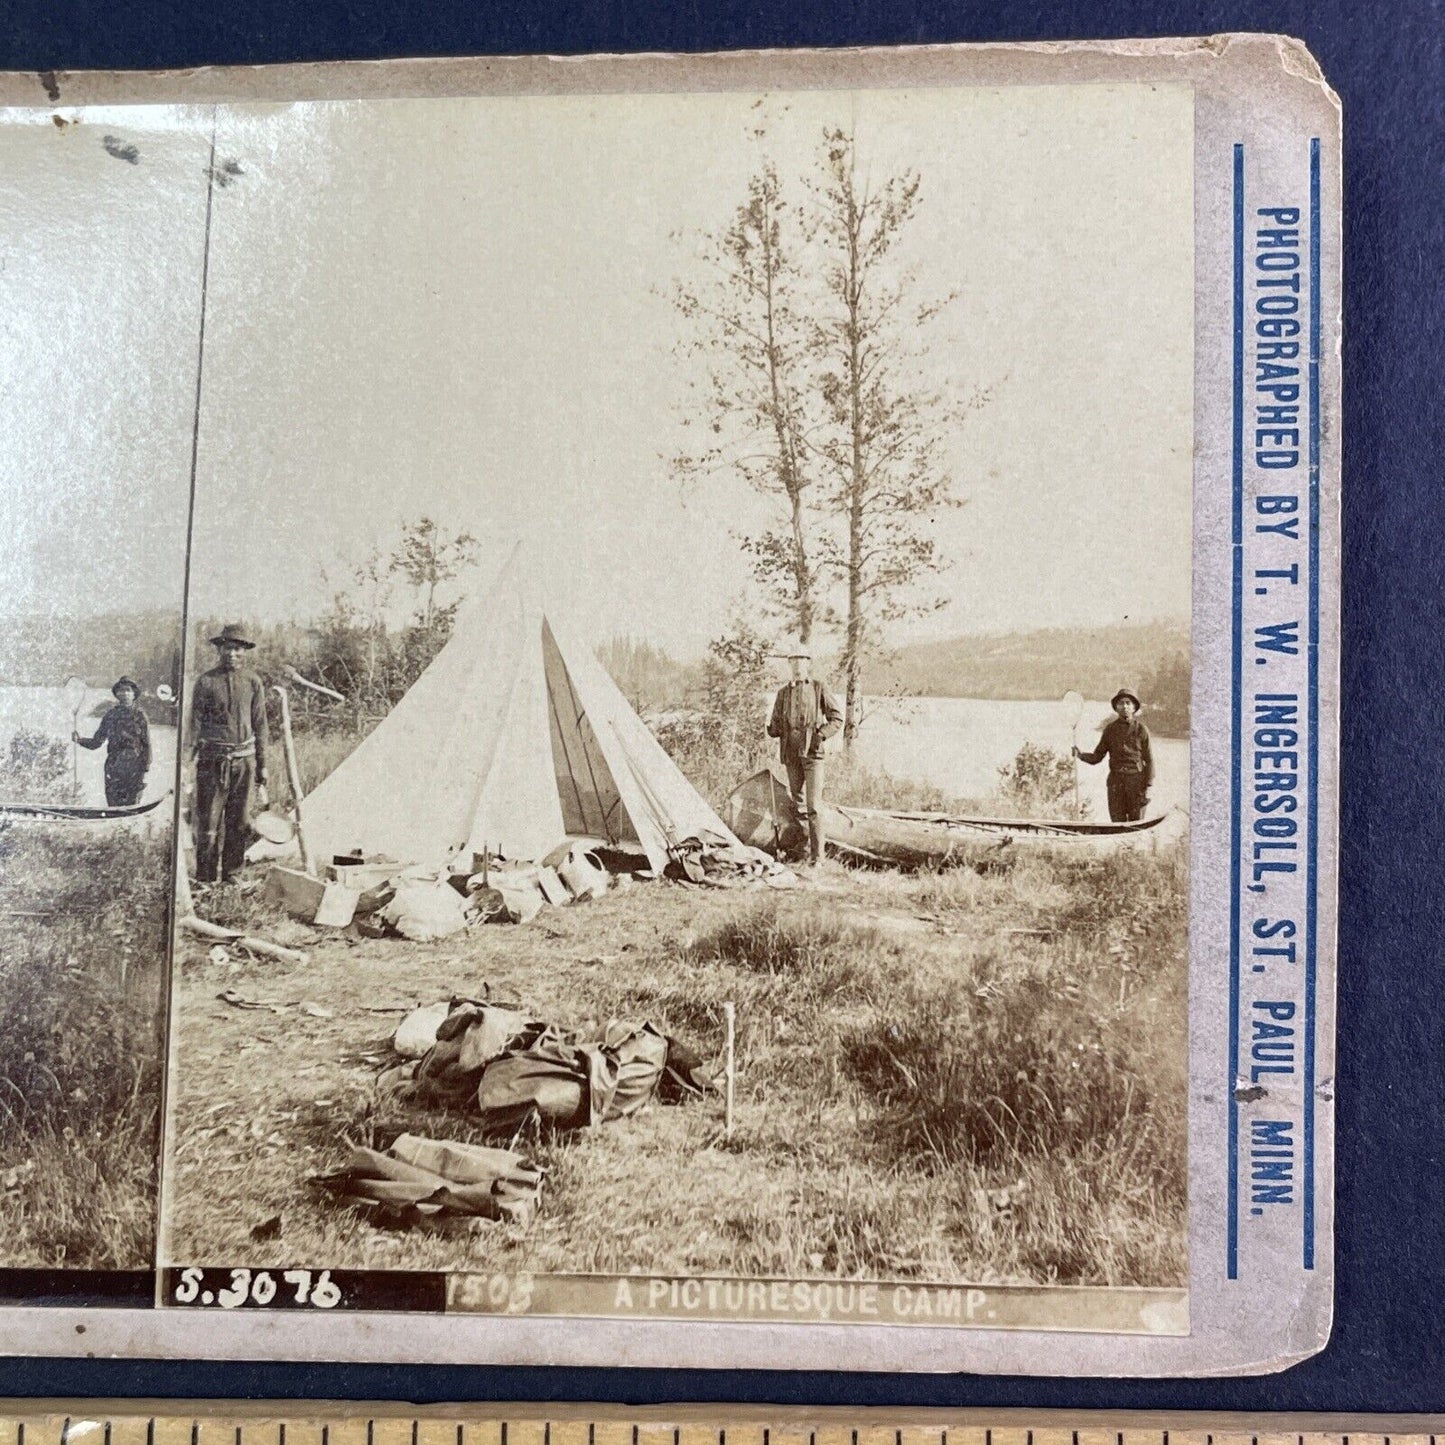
[668,830,792,887]
[380,882,471,941]
[252,811,296,845]
[393,1001,455,1060]
[299,544,747,874]
[408,1000,711,1136]
[263,865,360,929]
[314,1132,542,1227]
[209,623,256,649]
[414,1001,542,1104]
[550,842,609,900]
[496,883,544,924]
[725,766,1176,867]
[470,1020,669,1133]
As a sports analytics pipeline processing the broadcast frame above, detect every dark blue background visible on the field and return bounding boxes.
[1,0,1438,1413]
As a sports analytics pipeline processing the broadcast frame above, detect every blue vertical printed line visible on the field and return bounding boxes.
[1304,136,1321,1271]
[1227,142,1245,1282]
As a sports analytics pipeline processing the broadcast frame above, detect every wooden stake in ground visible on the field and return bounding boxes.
[723,1001,736,1139]
[272,685,315,876]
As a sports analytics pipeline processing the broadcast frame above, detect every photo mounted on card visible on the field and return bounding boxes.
[0,35,1340,1372]
[0,106,193,1306]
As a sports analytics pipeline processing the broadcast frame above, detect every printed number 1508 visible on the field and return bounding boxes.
[173,1267,342,1309]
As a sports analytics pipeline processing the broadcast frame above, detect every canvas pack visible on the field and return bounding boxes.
[0,35,1340,1374]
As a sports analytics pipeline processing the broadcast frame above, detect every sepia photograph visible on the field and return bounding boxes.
[0,32,1339,1373]
[156,81,1194,1320]
[0,108,202,1273]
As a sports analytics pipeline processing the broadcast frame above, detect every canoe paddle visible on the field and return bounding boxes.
[1063,690,1084,817]
[63,674,87,800]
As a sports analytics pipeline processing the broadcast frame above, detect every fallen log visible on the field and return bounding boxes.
[178,913,308,966]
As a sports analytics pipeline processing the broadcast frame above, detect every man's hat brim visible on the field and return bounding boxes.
[1111,689,1142,709]
[210,629,256,649]
[111,676,140,697]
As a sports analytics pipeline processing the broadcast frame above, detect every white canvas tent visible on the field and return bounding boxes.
[300,547,743,874]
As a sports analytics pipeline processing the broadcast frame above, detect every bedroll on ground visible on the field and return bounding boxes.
[404,999,712,1133]
[313,1131,543,1227]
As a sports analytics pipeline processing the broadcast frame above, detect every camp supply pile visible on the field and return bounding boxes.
[261,840,608,938]
[266,828,788,940]
[391,997,713,1134]
[668,830,796,889]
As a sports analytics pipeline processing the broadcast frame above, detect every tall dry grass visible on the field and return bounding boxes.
[549,844,1187,1285]
[840,844,1189,1282]
[0,824,168,1267]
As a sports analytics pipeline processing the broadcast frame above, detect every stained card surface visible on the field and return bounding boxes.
[0,35,1339,1373]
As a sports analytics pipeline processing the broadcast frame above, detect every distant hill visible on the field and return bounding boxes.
[870,620,1191,702]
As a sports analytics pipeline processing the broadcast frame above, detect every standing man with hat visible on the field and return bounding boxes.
[191,623,269,883]
[73,676,151,807]
[1074,685,1154,823]
[767,643,844,868]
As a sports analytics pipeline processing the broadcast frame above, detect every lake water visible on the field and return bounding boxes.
[848,694,1189,820]
[0,685,178,811]
[3,683,1184,824]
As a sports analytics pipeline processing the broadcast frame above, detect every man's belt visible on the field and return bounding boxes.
[198,740,256,761]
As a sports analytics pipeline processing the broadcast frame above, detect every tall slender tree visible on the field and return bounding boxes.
[670,162,823,644]
[805,128,970,742]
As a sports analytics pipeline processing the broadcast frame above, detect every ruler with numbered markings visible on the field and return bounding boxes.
[0,1408,1440,1445]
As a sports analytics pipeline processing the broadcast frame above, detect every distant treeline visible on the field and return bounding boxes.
[0,612,181,695]
[869,619,1189,701]
[4,611,1191,741]
[603,619,1192,738]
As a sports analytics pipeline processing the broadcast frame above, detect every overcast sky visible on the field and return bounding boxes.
[1,83,1193,659]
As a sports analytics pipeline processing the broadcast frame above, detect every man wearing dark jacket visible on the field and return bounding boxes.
[1074,686,1154,822]
[191,623,269,882]
[766,644,844,866]
[74,676,151,807]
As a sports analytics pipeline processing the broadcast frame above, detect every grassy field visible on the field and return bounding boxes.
[0,821,169,1268]
[165,836,1188,1289]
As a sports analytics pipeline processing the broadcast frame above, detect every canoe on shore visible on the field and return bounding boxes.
[723,768,1179,868]
[0,794,168,820]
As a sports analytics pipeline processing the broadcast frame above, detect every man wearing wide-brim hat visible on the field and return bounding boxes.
[1074,686,1154,823]
[766,642,844,867]
[73,676,151,807]
[191,623,270,882]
